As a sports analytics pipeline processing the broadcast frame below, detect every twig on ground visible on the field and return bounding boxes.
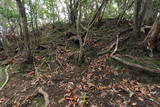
[0,65,10,91]
[46,62,52,71]
[55,53,64,69]
[98,34,130,56]
[38,87,50,107]
[33,61,40,77]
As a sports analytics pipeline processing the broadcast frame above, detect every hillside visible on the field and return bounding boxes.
[0,19,160,107]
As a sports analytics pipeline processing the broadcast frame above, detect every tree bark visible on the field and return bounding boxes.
[15,0,32,61]
[76,1,83,64]
[134,0,143,33]
[28,0,35,34]
[69,0,79,25]
[134,0,153,33]
[142,15,160,54]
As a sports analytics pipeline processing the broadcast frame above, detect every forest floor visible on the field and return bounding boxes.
[0,19,160,107]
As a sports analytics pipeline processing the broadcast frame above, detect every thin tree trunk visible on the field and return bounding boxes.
[29,0,35,34]
[15,0,32,61]
[134,0,143,33]
[89,0,109,26]
[76,1,83,64]
[69,0,79,25]
[117,0,134,25]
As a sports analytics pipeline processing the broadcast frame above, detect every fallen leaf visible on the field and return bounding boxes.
[98,86,109,90]
[58,98,66,103]
[0,98,5,104]
[132,102,137,105]
[87,82,96,88]
[129,91,134,97]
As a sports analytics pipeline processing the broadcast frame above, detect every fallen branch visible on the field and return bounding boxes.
[110,55,160,73]
[98,42,116,56]
[98,35,130,56]
[38,87,50,107]
[0,65,10,91]
[111,35,119,56]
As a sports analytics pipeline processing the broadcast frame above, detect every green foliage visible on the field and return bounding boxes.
[15,63,28,72]
[114,64,123,71]
[0,0,159,30]
[79,92,89,106]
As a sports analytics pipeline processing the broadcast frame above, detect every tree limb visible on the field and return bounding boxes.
[110,55,160,74]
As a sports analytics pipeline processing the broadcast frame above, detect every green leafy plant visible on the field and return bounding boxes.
[79,92,89,106]
[114,64,123,71]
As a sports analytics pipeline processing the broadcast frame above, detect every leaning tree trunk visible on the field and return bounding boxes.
[15,0,32,61]
[117,0,134,25]
[89,0,108,26]
[142,15,160,54]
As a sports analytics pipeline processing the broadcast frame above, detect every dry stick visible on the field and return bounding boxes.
[110,55,160,73]
[98,42,116,56]
[0,65,9,91]
[111,35,119,56]
[38,87,50,107]
[55,53,64,69]
[98,32,131,56]
[33,61,40,77]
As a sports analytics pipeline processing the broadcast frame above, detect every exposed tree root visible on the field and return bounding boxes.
[0,65,9,91]
[110,55,160,74]
[38,87,50,107]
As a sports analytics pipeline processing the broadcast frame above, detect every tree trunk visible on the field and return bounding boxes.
[89,0,109,26]
[69,0,79,25]
[76,1,83,64]
[117,0,134,25]
[142,15,160,55]
[29,0,35,34]
[134,0,143,33]
[134,0,153,33]
[15,0,32,61]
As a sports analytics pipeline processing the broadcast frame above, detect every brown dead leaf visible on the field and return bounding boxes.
[100,92,107,97]
[87,82,96,88]
[0,98,6,104]
[98,86,109,90]
[129,91,134,97]
[82,77,88,82]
